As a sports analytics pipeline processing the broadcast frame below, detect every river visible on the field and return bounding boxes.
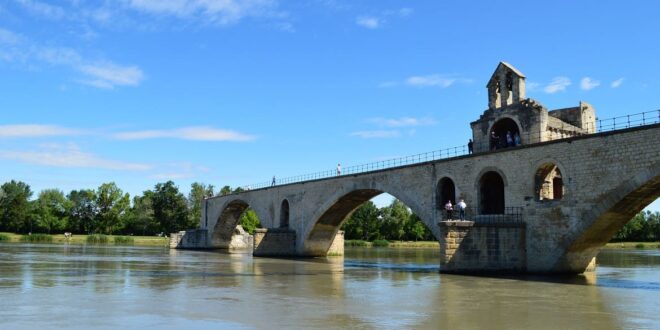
[0,243,659,329]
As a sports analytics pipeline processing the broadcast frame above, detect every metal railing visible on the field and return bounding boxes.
[239,109,659,192]
[440,207,524,224]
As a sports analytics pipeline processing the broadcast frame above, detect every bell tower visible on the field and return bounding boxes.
[487,62,526,109]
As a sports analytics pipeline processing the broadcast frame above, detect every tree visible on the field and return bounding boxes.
[188,182,214,228]
[124,191,158,236]
[152,181,189,234]
[95,182,130,234]
[0,180,33,233]
[67,189,98,234]
[34,189,68,234]
[239,209,261,234]
[341,201,380,241]
[220,186,232,196]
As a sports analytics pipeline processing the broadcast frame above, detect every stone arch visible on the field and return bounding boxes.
[302,188,436,256]
[211,199,249,248]
[554,164,660,273]
[534,162,565,201]
[489,117,522,150]
[436,177,456,209]
[280,199,290,228]
[478,171,506,214]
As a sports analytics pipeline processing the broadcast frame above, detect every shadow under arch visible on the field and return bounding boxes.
[554,164,660,273]
[302,189,437,256]
[211,199,251,248]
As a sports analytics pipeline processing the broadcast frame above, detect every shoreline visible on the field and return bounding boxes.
[0,232,169,247]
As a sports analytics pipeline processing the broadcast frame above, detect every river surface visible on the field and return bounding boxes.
[1,243,659,329]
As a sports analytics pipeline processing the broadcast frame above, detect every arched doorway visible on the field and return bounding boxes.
[280,199,290,228]
[490,118,521,150]
[436,177,456,209]
[479,171,505,214]
[535,163,564,200]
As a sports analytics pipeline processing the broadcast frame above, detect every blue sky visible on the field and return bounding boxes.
[0,1,658,210]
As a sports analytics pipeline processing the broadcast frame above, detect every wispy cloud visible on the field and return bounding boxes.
[356,7,412,29]
[13,0,66,20]
[0,28,144,89]
[526,81,541,92]
[114,126,256,141]
[580,77,600,91]
[367,117,436,127]
[350,130,400,139]
[544,76,571,94]
[406,75,459,88]
[124,0,283,25]
[611,77,625,88]
[0,124,84,138]
[0,143,152,171]
[356,16,380,29]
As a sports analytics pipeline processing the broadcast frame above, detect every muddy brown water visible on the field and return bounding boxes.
[0,243,659,329]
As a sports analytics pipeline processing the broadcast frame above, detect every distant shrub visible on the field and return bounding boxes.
[0,233,10,241]
[87,234,109,244]
[113,236,134,245]
[21,234,53,243]
[345,240,368,247]
[372,239,390,247]
[635,243,645,249]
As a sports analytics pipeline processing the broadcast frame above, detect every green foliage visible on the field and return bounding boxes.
[635,243,645,249]
[87,234,109,244]
[67,189,97,234]
[114,236,135,245]
[95,183,130,234]
[0,180,33,233]
[124,191,159,236]
[21,233,53,243]
[152,181,189,234]
[220,186,232,196]
[341,201,381,241]
[239,209,261,234]
[34,189,69,234]
[345,240,368,247]
[372,239,389,247]
[0,233,10,241]
[188,182,214,228]
[612,211,660,242]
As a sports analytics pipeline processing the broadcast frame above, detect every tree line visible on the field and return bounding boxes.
[341,200,434,241]
[611,210,660,242]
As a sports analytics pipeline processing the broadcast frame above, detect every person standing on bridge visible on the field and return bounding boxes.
[468,139,474,154]
[444,200,453,220]
[271,176,276,186]
[337,163,341,176]
[457,199,467,220]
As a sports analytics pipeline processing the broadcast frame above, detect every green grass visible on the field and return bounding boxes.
[345,240,369,247]
[0,233,10,241]
[605,242,660,249]
[20,233,53,243]
[86,234,109,244]
[635,243,645,249]
[372,239,390,247]
[113,236,135,245]
[0,232,169,246]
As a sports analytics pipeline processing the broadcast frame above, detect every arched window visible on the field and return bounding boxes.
[436,177,456,210]
[490,118,521,150]
[280,199,290,228]
[535,164,564,201]
[479,171,505,214]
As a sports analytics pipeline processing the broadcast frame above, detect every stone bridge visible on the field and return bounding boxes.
[178,63,660,274]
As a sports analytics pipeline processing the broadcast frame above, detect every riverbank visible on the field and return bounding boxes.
[346,240,660,249]
[0,232,169,247]
[605,242,660,249]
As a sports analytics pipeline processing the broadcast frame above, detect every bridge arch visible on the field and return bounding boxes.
[280,199,290,228]
[436,176,457,210]
[211,199,264,248]
[477,169,507,214]
[555,163,660,273]
[301,188,436,256]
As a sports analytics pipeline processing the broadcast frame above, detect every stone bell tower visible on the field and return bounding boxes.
[487,62,526,109]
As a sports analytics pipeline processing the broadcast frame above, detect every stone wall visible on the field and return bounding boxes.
[439,220,526,273]
[327,230,345,256]
[253,228,296,256]
[170,229,208,249]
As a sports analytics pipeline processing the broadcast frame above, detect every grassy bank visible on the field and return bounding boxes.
[345,240,439,248]
[0,232,169,247]
[605,242,660,249]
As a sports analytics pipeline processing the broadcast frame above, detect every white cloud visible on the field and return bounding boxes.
[125,0,281,25]
[526,81,541,92]
[78,63,144,89]
[356,16,380,29]
[13,0,66,20]
[0,124,83,138]
[114,126,256,141]
[0,143,151,171]
[350,130,400,139]
[0,28,21,44]
[405,74,470,88]
[611,77,625,88]
[544,76,571,94]
[580,77,600,91]
[368,117,436,128]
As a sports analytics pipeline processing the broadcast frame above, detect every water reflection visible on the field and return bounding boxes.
[0,243,659,329]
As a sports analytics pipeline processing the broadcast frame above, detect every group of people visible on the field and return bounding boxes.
[444,199,467,220]
[490,130,521,150]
